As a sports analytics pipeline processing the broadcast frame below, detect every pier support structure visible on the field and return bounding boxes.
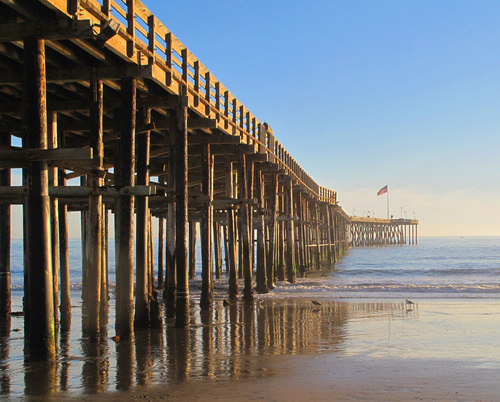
[0,0,417,360]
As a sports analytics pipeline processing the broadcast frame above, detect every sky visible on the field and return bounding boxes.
[141,0,500,236]
[9,0,500,237]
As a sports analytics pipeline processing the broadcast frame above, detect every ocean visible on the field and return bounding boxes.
[268,236,500,300]
[2,236,500,398]
[9,236,500,299]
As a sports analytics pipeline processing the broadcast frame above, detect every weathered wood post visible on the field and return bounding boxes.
[188,221,197,279]
[158,213,165,288]
[276,180,285,281]
[0,134,10,321]
[223,224,230,273]
[23,36,55,361]
[48,113,59,328]
[322,203,333,266]
[255,168,268,293]
[266,173,278,290]
[135,107,151,328]
[200,142,214,310]
[100,206,109,328]
[295,192,305,277]
[86,75,104,339]
[285,177,296,283]
[115,78,136,339]
[225,159,238,299]
[237,150,254,303]
[175,94,190,327]
[312,202,321,268]
[213,222,223,279]
[329,205,337,265]
[304,197,312,269]
[58,169,71,332]
[149,213,161,328]
[165,122,177,318]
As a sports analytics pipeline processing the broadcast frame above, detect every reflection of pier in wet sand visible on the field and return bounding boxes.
[0,299,413,397]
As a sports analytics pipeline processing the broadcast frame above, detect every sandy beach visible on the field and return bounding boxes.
[5,297,499,401]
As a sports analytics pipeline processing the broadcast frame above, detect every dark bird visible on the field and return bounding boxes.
[312,300,321,306]
[405,299,415,309]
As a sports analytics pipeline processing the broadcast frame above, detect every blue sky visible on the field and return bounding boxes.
[141,0,499,236]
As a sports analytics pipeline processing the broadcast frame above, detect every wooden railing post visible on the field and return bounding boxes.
[126,0,136,58]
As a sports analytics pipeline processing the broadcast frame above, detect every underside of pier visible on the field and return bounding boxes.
[0,0,354,360]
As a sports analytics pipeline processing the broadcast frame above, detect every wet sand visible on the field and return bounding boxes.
[3,297,500,400]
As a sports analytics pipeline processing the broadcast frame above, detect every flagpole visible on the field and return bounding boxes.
[387,189,390,219]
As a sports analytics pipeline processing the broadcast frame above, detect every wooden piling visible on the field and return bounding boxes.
[48,113,59,328]
[158,214,165,288]
[86,76,104,338]
[188,221,197,279]
[255,168,268,293]
[115,78,136,339]
[149,213,162,328]
[214,222,223,279]
[266,173,278,290]
[225,160,238,300]
[276,182,285,282]
[285,177,296,284]
[23,36,55,361]
[295,192,305,277]
[237,151,254,303]
[312,203,321,269]
[0,134,10,321]
[165,121,177,318]
[135,107,151,328]
[200,142,214,310]
[175,97,190,327]
[100,207,109,328]
[58,170,71,332]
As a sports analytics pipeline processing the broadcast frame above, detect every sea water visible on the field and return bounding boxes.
[268,236,500,300]
[8,236,500,299]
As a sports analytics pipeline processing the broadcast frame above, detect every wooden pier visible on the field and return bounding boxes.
[349,217,418,247]
[0,0,416,361]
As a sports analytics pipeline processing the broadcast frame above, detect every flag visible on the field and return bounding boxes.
[377,185,388,196]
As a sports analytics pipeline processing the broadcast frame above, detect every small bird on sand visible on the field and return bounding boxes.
[405,299,415,309]
[311,300,321,306]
